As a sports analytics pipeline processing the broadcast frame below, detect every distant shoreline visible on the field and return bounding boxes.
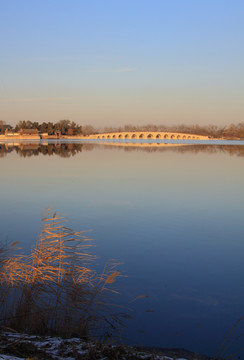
[0,130,212,141]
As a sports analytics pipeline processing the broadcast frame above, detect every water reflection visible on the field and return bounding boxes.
[1,141,244,157]
[1,141,244,357]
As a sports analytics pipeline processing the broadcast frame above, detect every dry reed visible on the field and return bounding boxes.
[0,208,123,340]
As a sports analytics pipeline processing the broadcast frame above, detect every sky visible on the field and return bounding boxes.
[0,0,243,128]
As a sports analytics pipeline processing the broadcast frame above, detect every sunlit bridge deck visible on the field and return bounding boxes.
[88,131,210,140]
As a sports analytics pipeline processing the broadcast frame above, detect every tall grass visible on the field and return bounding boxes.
[0,208,123,339]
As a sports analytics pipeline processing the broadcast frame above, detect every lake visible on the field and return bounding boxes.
[1,140,244,357]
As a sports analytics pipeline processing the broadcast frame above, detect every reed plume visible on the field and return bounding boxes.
[0,208,122,339]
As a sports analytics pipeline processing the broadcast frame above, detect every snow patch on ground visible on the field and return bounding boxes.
[0,332,205,360]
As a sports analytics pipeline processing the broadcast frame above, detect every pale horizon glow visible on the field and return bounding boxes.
[0,0,243,128]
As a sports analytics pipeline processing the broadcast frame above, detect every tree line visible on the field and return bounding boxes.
[1,120,244,139]
[0,120,96,136]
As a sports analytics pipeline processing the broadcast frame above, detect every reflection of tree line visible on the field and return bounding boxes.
[0,143,95,158]
[100,144,244,157]
[174,145,244,157]
[0,142,244,157]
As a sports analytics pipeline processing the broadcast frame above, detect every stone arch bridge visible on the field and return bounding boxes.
[88,131,210,140]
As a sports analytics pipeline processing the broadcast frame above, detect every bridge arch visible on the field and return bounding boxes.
[91,131,209,141]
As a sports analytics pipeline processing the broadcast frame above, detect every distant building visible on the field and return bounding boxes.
[5,129,20,136]
[0,124,11,134]
[4,128,40,138]
[19,128,39,135]
[40,133,49,139]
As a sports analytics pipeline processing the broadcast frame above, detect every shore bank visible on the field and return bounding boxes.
[0,332,213,360]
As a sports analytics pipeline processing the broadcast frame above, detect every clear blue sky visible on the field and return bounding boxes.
[0,0,243,127]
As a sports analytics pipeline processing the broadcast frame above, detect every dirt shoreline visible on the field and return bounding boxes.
[0,331,214,360]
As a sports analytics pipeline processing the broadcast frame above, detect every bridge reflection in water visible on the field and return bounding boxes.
[88,131,210,140]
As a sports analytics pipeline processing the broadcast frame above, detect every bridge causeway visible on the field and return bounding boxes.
[88,131,210,140]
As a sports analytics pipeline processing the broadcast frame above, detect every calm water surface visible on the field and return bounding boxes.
[1,141,244,357]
